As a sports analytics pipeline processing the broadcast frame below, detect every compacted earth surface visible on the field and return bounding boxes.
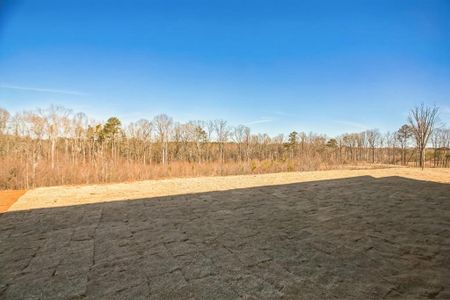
[0,190,26,213]
[0,168,449,299]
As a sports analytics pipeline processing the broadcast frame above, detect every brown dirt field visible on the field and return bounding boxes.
[1,168,449,299]
[8,167,450,211]
[0,190,26,213]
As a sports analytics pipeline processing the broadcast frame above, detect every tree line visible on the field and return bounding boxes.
[0,104,447,189]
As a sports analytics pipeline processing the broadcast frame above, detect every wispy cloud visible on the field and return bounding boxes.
[0,83,87,96]
[244,118,273,125]
[272,111,296,117]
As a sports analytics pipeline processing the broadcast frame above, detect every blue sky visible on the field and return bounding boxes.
[1,0,449,136]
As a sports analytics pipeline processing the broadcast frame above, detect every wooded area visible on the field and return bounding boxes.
[0,104,448,189]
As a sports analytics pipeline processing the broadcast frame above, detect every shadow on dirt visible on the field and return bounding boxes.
[1,176,449,299]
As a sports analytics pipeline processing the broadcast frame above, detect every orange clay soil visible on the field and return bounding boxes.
[0,190,27,213]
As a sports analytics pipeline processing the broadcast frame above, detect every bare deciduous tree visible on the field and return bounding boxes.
[153,114,173,165]
[408,104,439,169]
[136,119,153,164]
[214,119,229,163]
[366,129,380,163]
[0,108,10,135]
[0,104,448,189]
[233,125,247,162]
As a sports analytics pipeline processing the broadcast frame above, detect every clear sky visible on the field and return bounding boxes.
[1,0,449,136]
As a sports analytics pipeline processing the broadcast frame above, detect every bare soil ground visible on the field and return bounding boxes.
[8,167,450,211]
[0,190,26,213]
[1,168,449,299]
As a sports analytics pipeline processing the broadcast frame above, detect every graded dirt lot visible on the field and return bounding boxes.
[1,168,449,299]
[0,190,26,213]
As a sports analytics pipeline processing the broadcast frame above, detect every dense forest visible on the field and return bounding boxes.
[0,104,448,189]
